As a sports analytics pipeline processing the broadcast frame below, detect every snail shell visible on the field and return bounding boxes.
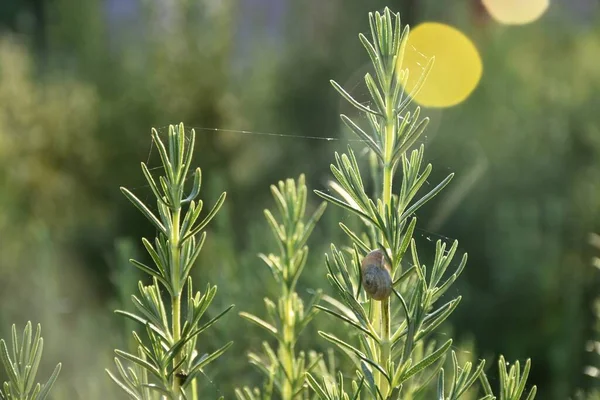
[361,249,392,301]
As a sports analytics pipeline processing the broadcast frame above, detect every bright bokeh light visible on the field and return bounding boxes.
[400,22,482,108]
[482,0,549,25]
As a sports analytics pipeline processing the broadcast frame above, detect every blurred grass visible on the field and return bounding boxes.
[0,0,599,398]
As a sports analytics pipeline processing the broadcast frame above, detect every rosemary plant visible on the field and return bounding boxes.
[106,123,233,399]
[436,351,488,400]
[307,8,536,399]
[0,322,61,400]
[236,175,327,400]
[477,356,536,400]
[306,372,364,400]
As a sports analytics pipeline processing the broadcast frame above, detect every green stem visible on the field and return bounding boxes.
[171,209,182,397]
[281,288,295,400]
[378,89,395,396]
[191,378,198,400]
[382,161,393,211]
[279,236,296,400]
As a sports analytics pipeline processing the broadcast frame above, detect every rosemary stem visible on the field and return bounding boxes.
[282,291,295,400]
[379,86,395,395]
[171,208,182,397]
[191,378,198,400]
[282,240,295,400]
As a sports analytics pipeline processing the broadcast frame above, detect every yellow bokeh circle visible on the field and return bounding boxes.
[482,0,549,25]
[400,22,482,108]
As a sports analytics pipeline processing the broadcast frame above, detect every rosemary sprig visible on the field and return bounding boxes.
[0,322,61,400]
[309,8,536,400]
[236,175,327,400]
[106,123,233,400]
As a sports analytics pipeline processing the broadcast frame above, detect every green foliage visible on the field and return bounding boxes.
[311,8,462,398]
[106,123,233,399]
[0,322,61,400]
[437,351,488,400]
[0,1,238,395]
[2,0,598,398]
[236,175,327,399]
[479,356,536,400]
[0,36,99,233]
[309,8,536,400]
[306,372,364,400]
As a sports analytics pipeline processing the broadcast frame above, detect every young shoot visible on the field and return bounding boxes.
[0,322,61,400]
[236,175,327,400]
[106,123,233,400]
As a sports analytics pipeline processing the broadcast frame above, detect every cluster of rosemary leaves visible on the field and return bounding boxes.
[301,8,536,400]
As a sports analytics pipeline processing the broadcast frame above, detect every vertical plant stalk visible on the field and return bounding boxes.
[171,205,183,395]
[281,289,295,399]
[237,175,326,400]
[379,50,398,394]
[107,123,233,400]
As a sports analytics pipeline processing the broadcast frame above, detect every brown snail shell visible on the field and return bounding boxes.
[361,249,392,301]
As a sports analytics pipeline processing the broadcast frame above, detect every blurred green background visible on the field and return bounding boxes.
[0,0,599,398]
